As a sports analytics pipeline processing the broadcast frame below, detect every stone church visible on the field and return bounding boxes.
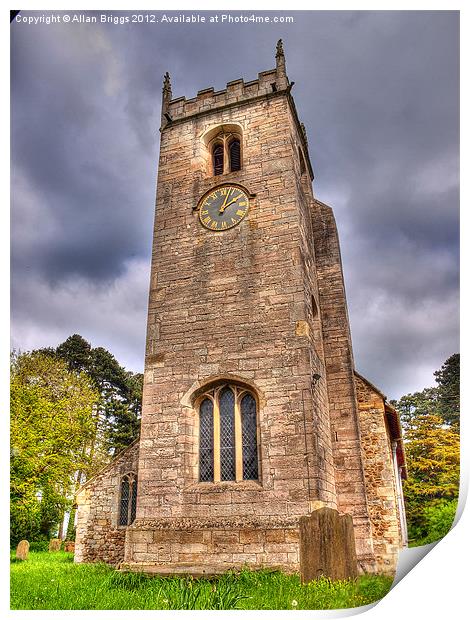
[75,42,407,576]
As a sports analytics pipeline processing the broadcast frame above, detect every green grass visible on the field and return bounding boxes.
[10,551,393,610]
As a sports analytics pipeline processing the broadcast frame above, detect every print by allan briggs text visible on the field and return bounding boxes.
[15,13,295,26]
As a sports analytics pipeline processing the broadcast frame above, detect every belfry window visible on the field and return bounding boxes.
[213,143,224,176]
[119,473,137,526]
[229,139,241,172]
[197,384,259,483]
[206,127,242,177]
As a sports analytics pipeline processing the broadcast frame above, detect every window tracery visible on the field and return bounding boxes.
[197,384,259,483]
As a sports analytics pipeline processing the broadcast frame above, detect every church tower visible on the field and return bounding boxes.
[75,42,407,577]
[124,40,378,574]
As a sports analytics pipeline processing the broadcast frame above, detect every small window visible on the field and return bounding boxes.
[119,474,137,526]
[213,143,224,176]
[229,139,241,172]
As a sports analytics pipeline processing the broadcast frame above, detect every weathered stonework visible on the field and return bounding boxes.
[121,516,300,575]
[75,42,406,578]
[355,372,407,573]
[74,440,139,565]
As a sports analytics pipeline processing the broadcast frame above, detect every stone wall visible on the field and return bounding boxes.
[74,441,139,565]
[354,373,403,574]
[122,516,299,574]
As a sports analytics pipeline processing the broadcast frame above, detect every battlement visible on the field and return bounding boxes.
[166,69,286,123]
[161,40,290,128]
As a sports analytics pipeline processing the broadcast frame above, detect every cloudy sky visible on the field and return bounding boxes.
[10,10,459,400]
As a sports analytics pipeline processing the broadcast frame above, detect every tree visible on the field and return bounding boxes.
[393,353,460,545]
[401,411,459,542]
[105,370,143,454]
[10,351,99,545]
[41,334,142,455]
[434,353,460,429]
[390,387,438,433]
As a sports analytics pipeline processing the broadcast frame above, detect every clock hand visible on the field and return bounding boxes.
[219,188,232,213]
[220,193,243,212]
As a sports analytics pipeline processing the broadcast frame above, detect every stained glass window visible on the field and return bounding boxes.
[199,398,214,482]
[219,387,236,481]
[241,393,258,480]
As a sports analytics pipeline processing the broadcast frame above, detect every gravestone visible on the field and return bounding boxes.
[299,507,358,583]
[15,540,29,560]
[63,541,75,553]
[48,538,62,552]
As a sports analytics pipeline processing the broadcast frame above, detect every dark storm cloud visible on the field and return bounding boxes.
[11,21,161,283]
[11,11,459,396]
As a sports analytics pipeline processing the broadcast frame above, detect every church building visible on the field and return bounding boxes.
[75,41,407,577]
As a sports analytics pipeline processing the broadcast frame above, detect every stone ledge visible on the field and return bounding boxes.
[129,515,299,530]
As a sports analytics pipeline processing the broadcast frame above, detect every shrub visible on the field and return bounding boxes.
[421,499,458,544]
[28,540,50,552]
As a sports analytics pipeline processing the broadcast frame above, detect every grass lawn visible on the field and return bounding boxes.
[10,551,393,610]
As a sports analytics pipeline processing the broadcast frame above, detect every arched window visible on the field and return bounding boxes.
[229,139,241,172]
[213,143,224,176]
[204,126,243,177]
[197,384,259,483]
[119,473,137,526]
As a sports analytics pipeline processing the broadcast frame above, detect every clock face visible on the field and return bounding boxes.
[198,185,250,231]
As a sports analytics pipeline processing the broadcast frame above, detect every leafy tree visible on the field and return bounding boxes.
[41,334,142,455]
[393,353,460,545]
[434,353,460,429]
[10,351,99,545]
[390,387,438,433]
[105,370,143,454]
[402,411,459,539]
[418,499,458,544]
